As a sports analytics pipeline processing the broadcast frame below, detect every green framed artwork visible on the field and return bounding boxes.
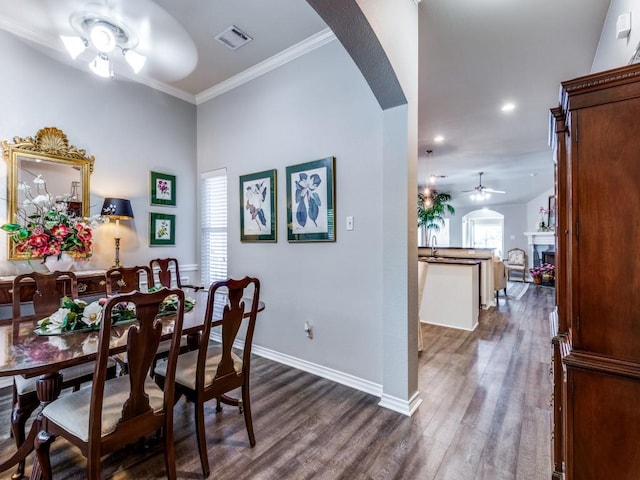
[150,171,176,206]
[149,213,175,246]
[239,169,277,242]
[286,156,336,242]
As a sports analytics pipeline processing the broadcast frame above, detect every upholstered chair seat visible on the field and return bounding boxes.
[155,343,243,390]
[41,376,164,442]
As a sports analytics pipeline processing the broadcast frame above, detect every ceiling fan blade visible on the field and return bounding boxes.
[484,188,506,194]
[460,189,476,193]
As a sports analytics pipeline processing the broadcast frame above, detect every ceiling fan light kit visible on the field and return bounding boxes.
[60,12,146,78]
[463,172,506,201]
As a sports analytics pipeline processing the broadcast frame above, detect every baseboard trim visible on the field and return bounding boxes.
[379,390,423,417]
[208,335,424,415]
[209,332,382,397]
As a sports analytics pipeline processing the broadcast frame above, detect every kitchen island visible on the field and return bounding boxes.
[418,247,495,309]
[418,256,481,331]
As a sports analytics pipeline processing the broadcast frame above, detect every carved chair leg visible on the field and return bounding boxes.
[195,401,210,478]
[11,401,38,478]
[241,384,255,447]
[163,425,177,480]
[215,397,222,413]
[34,430,55,480]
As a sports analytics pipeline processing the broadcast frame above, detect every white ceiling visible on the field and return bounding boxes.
[0,0,611,208]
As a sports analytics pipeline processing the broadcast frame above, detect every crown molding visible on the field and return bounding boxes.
[195,28,337,105]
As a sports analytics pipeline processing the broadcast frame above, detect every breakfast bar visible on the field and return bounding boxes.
[419,257,481,331]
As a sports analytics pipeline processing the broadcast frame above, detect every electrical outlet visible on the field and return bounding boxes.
[304,321,313,339]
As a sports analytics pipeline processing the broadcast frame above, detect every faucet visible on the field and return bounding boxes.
[430,235,438,256]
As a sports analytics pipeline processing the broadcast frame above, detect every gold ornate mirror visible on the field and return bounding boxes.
[3,127,94,260]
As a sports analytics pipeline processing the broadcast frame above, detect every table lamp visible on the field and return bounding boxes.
[101,197,134,268]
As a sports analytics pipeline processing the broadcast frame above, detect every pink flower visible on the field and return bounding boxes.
[75,223,92,243]
[50,224,71,240]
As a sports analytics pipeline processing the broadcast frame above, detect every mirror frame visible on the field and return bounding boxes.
[3,127,94,260]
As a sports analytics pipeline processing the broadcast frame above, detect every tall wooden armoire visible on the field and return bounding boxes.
[549,63,640,479]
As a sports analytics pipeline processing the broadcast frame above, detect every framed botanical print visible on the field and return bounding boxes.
[286,157,336,242]
[149,213,175,246]
[239,169,277,242]
[150,171,176,206]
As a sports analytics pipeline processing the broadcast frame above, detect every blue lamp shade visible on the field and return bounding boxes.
[101,198,134,220]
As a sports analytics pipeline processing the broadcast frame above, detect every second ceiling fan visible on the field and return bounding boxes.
[462,172,506,200]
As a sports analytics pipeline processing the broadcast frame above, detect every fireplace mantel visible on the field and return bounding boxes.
[524,231,555,246]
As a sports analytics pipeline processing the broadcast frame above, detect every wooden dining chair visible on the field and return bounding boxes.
[105,265,154,296]
[34,288,186,480]
[149,257,204,291]
[10,271,114,479]
[154,276,261,478]
[105,266,156,375]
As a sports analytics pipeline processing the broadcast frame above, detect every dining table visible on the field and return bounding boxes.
[0,288,264,480]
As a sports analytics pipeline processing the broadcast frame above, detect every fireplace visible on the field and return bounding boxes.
[524,231,555,279]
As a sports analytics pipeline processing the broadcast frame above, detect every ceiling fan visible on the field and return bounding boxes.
[462,172,506,200]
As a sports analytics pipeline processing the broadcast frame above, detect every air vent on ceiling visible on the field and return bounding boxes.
[215,25,253,50]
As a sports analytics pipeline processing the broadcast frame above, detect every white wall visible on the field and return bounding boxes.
[197,41,385,384]
[592,0,640,72]
[0,31,197,275]
[526,187,554,232]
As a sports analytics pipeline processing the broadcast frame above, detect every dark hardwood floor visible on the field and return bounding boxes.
[0,283,553,479]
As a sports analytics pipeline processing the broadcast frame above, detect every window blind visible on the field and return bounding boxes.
[200,168,227,286]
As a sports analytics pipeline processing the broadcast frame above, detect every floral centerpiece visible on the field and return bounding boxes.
[148,286,196,315]
[1,175,104,265]
[36,290,196,335]
[36,297,136,335]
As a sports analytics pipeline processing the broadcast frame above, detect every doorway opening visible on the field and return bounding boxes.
[462,209,504,257]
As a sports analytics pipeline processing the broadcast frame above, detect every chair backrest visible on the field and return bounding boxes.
[12,271,78,331]
[105,266,153,296]
[149,258,181,288]
[507,248,526,266]
[199,277,260,383]
[89,288,185,443]
[493,259,507,290]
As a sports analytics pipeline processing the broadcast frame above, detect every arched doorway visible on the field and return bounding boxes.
[462,209,504,257]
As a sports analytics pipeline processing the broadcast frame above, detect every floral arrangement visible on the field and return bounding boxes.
[1,175,105,260]
[36,297,136,335]
[529,263,555,278]
[148,286,196,314]
[36,289,196,335]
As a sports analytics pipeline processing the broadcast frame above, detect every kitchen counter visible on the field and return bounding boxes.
[418,257,480,331]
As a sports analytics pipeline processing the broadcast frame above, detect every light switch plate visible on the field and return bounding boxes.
[346,216,354,231]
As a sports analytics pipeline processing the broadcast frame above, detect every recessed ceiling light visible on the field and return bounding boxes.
[434,135,444,143]
[501,102,515,112]
[530,172,538,177]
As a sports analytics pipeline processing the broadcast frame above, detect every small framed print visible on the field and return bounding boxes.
[239,169,277,242]
[150,171,176,207]
[548,195,556,228]
[286,157,336,242]
[149,213,175,246]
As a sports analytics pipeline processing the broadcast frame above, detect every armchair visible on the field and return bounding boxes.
[504,248,526,282]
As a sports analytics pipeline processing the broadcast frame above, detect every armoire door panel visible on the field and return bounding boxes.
[572,98,640,362]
